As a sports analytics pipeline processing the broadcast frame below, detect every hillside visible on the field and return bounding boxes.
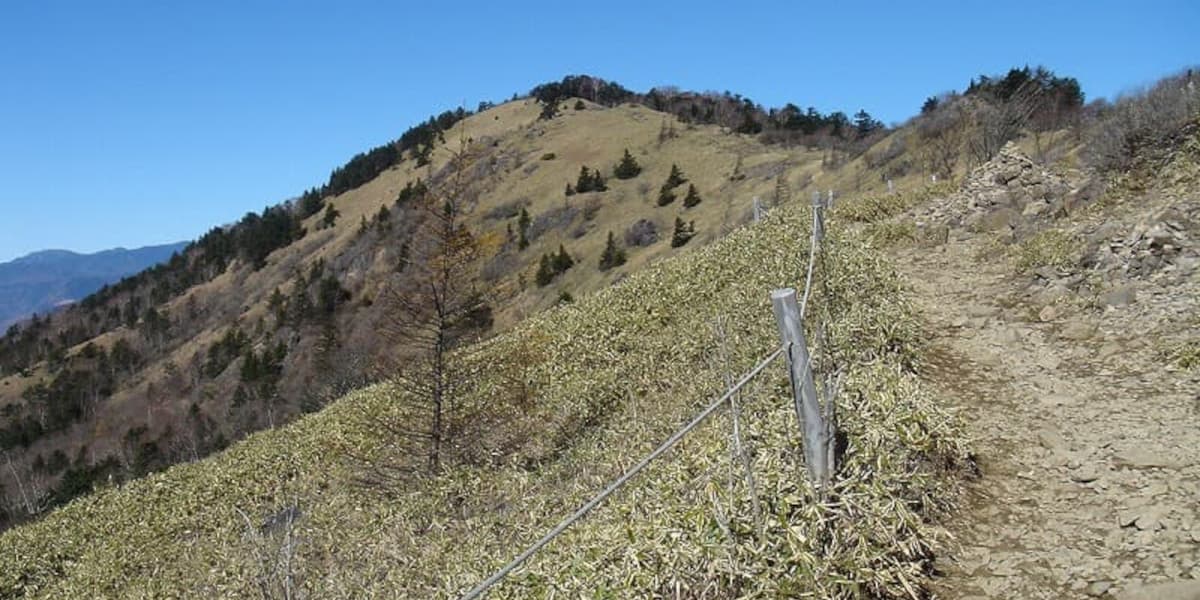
[0,196,970,598]
[0,76,890,530]
[0,242,187,330]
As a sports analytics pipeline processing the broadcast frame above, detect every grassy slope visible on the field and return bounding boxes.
[0,99,821,466]
[0,195,968,598]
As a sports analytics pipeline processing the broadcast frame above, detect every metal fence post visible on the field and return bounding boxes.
[770,288,829,487]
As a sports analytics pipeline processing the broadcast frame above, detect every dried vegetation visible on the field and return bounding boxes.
[0,202,969,598]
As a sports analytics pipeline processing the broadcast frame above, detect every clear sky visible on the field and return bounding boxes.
[1,1,1195,263]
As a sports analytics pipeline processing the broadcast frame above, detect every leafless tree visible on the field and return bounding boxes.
[1084,68,1200,172]
[2,451,49,520]
[374,134,490,477]
[916,96,970,179]
[967,82,1042,167]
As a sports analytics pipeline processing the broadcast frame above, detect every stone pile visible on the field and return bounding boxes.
[913,142,1074,237]
[1083,204,1199,283]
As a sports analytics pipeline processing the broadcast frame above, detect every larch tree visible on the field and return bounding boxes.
[375,134,491,477]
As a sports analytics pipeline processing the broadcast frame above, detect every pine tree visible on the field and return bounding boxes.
[613,148,642,179]
[592,171,607,192]
[666,164,687,188]
[565,182,575,197]
[656,184,677,206]
[598,231,627,271]
[576,166,594,193]
[670,217,695,248]
[375,204,392,231]
[517,207,531,250]
[535,254,555,287]
[322,203,340,228]
[682,184,702,208]
[552,244,574,272]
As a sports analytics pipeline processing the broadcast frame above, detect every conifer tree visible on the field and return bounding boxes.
[670,217,695,248]
[322,203,340,228]
[656,184,677,206]
[613,148,642,179]
[376,134,489,475]
[375,204,392,231]
[552,244,574,272]
[682,184,702,208]
[517,207,531,250]
[666,164,687,188]
[535,253,555,287]
[598,231,627,271]
[575,166,593,193]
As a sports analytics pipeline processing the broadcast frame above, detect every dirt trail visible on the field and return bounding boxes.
[892,237,1200,600]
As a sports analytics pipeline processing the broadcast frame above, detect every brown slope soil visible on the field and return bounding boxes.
[884,150,1200,598]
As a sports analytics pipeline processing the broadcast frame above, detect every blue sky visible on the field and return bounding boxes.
[0,1,1195,262]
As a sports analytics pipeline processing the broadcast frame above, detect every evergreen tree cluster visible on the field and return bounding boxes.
[657,164,688,206]
[598,232,627,271]
[374,204,392,232]
[396,179,428,206]
[0,363,118,452]
[529,75,636,109]
[612,148,642,179]
[205,326,250,378]
[266,261,350,327]
[570,166,607,195]
[535,245,575,286]
[966,66,1083,107]
[670,218,696,248]
[235,341,288,406]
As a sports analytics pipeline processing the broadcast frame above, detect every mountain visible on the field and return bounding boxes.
[0,67,1195,598]
[0,242,188,330]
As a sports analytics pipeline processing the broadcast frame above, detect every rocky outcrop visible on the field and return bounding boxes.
[913,142,1077,239]
[1082,204,1199,283]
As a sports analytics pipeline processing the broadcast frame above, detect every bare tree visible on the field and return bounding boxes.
[375,134,491,477]
[967,82,1042,167]
[2,451,49,521]
[916,94,969,179]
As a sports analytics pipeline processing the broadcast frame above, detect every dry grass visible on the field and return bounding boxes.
[0,201,969,598]
[835,182,958,224]
[1012,228,1083,272]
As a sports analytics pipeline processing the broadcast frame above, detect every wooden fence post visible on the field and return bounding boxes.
[812,191,826,242]
[752,196,763,223]
[770,287,830,486]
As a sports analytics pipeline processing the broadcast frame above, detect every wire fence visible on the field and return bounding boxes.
[460,193,837,599]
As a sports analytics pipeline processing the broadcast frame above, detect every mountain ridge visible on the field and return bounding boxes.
[0,241,188,329]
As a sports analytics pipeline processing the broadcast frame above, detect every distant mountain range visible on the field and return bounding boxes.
[0,242,188,330]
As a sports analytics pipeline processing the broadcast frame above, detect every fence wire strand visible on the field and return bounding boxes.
[461,197,833,599]
[459,346,785,600]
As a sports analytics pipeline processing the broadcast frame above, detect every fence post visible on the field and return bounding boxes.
[770,288,829,487]
[812,191,825,242]
[752,196,763,222]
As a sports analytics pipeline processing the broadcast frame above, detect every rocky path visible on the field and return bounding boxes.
[894,238,1200,600]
